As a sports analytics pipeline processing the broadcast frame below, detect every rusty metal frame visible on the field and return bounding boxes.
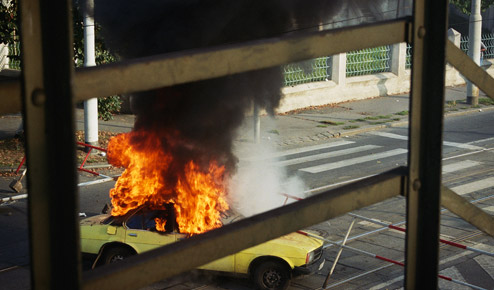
[2,0,494,289]
[405,0,448,287]
[19,0,81,289]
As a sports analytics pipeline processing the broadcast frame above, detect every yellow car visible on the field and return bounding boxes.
[80,205,324,290]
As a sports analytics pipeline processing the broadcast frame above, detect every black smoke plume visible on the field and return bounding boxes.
[94,0,344,182]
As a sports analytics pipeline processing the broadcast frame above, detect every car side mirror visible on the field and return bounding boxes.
[101,203,111,214]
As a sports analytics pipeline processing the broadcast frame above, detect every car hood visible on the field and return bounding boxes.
[80,214,111,226]
[271,231,323,251]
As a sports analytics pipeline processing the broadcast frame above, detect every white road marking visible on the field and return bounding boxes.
[442,160,481,173]
[483,206,494,213]
[366,242,494,290]
[369,275,404,290]
[450,177,494,196]
[239,140,354,162]
[276,145,381,167]
[468,136,494,145]
[299,148,407,174]
[474,255,494,280]
[438,267,468,290]
[368,131,408,140]
[368,131,483,150]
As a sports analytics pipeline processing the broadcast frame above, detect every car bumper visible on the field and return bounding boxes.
[293,257,325,276]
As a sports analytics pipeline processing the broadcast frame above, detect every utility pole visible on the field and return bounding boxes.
[466,0,482,106]
[83,0,98,146]
[253,102,260,144]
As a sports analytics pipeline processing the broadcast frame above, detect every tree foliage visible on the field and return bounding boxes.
[0,0,18,44]
[0,0,20,63]
[0,0,122,120]
[450,0,494,14]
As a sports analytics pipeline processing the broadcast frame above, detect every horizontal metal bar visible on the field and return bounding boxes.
[446,40,494,99]
[441,185,494,237]
[83,167,406,290]
[0,18,410,114]
[73,18,409,102]
[0,79,22,115]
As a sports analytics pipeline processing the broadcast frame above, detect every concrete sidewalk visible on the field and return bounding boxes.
[239,85,494,147]
[1,84,493,151]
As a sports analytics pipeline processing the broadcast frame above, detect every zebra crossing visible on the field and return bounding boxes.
[272,132,492,179]
[278,131,494,289]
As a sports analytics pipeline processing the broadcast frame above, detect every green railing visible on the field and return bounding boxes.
[283,57,331,86]
[460,33,494,60]
[8,42,21,70]
[406,43,412,69]
[481,33,494,59]
[346,45,391,77]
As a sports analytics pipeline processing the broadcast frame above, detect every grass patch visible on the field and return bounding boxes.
[364,116,380,120]
[319,120,345,126]
[364,115,390,120]
[369,121,389,125]
[316,124,328,128]
[394,110,409,116]
[446,100,457,107]
[267,129,280,135]
[392,118,402,121]
[343,125,360,130]
[479,97,494,106]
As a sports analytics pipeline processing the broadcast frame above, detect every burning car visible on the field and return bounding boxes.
[80,205,324,290]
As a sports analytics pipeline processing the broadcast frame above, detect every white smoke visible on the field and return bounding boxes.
[227,129,307,218]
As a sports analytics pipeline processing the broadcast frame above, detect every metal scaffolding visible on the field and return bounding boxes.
[0,0,493,289]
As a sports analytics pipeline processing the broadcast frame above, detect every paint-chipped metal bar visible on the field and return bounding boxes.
[441,185,494,237]
[0,79,21,115]
[446,40,494,99]
[72,18,409,101]
[19,0,81,289]
[406,0,448,288]
[83,167,406,290]
[0,18,411,115]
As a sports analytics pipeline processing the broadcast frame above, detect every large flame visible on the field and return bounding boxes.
[107,131,229,235]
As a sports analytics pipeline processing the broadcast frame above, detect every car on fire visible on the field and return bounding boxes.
[80,205,324,290]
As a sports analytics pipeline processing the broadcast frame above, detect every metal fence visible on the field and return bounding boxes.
[283,45,392,85]
[283,57,331,86]
[460,33,494,60]
[346,45,391,77]
[406,43,412,69]
[8,42,21,70]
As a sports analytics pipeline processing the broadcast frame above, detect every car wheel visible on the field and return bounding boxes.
[102,246,134,265]
[253,260,291,290]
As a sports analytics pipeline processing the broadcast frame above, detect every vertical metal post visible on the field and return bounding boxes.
[406,0,448,288]
[253,102,260,143]
[466,0,482,106]
[83,0,99,146]
[20,0,81,289]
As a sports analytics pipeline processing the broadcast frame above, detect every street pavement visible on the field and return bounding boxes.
[1,84,494,289]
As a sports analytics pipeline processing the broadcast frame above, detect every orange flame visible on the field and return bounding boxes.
[107,131,229,235]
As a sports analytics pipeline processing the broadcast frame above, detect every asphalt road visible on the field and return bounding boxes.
[1,111,494,289]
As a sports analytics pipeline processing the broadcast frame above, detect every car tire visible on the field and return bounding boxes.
[253,260,291,290]
[101,246,134,265]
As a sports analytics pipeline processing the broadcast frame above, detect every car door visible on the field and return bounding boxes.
[124,210,176,253]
